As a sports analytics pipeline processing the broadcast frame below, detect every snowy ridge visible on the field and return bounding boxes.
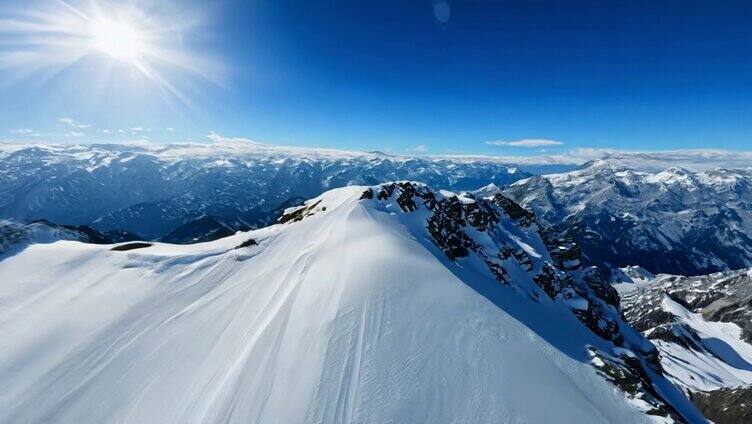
[0,182,704,423]
[0,219,136,256]
[0,220,86,254]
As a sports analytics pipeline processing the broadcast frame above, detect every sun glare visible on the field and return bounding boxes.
[89,19,145,61]
[0,0,222,107]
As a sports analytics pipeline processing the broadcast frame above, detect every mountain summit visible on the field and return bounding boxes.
[0,182,703,423]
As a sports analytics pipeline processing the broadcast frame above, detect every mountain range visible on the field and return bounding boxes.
[0,141,528,239]
[7,141,752,422]
[502,161,752,276]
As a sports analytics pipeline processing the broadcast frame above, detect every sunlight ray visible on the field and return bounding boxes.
[0,0,221,108]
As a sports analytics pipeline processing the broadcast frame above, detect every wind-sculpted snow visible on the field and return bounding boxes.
[503,160,752,276]
[0,183,705,423]
[0,142,527,239]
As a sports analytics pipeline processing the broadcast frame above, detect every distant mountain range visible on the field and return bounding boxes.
[7,142,752,279]
[502,160,752,276]
[0,142,529,240]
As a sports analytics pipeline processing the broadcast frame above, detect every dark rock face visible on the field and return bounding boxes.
[359,188,373,200]
[492,194,535,227]
[588,347,684,422]
[689,386,752,424]
[277,200,323,224]
[110,242,152,251]
[234,238,257,249]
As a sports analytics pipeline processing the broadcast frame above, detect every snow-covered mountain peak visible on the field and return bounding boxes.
[0,181,705,423]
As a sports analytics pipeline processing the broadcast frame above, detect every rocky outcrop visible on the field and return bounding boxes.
[689,386,752,424]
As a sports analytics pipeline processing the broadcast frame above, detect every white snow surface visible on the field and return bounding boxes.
[0,186,692,423]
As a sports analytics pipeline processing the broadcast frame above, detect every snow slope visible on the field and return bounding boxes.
[0,184,703,423]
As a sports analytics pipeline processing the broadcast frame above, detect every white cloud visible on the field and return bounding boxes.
[486,139,564,148]
[59,117,90,129]
[405,144,429,153]
[128,127,153,134]
[27,131,85,138]
[565,148,752,171]
[9,128,33,134]
[206,132,268,147]
[166,127,175,132]
[440,148,752,172]
[100,129,111,134]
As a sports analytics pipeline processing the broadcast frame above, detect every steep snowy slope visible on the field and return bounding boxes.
[0,142,527,239]
[504,160,752,276]
[619,269,752,423]
[0,182,705,423]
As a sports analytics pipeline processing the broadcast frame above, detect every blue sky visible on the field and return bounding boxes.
[0,0,750,155]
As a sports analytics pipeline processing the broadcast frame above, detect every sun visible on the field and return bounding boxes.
[0,0,223,108]
[89,18,145,62]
